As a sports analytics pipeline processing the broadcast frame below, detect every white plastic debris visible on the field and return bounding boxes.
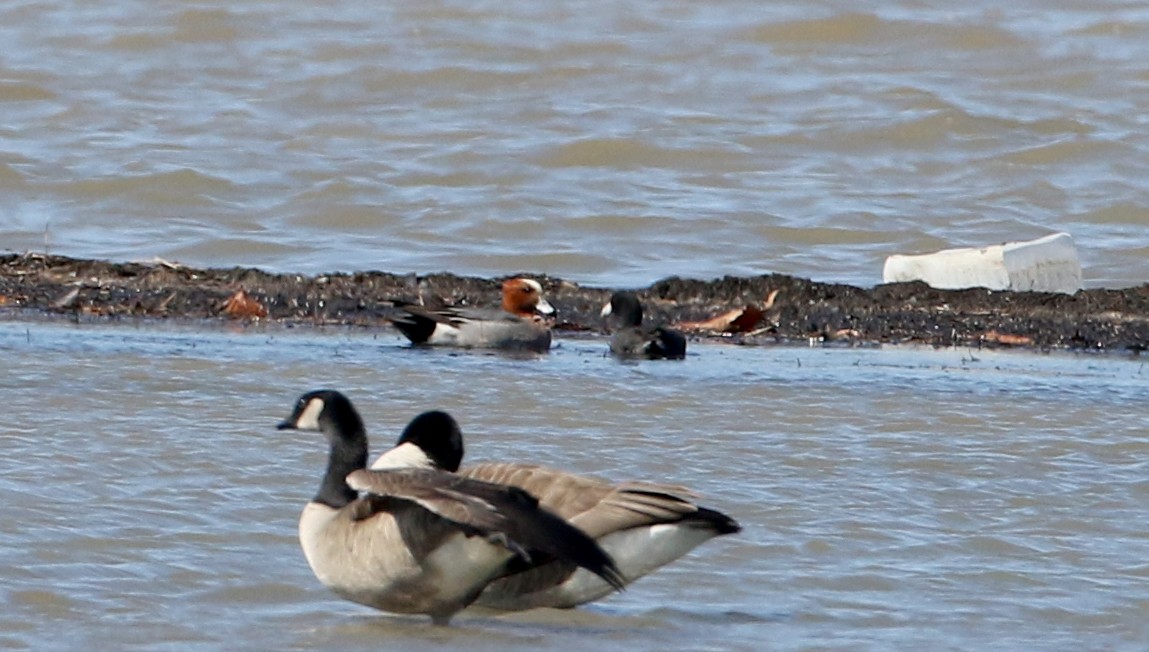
[882,232,1082,294]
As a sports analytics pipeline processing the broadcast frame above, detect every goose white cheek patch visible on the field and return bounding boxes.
[296,398,325,430]
[371,442,435,470]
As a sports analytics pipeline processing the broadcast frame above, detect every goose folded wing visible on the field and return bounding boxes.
[346,467,513,533]
[346,468,625,591]
[460,463,703,538]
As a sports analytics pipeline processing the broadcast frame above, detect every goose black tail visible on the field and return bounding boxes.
[692,506,741,535]
[486,485,626,591]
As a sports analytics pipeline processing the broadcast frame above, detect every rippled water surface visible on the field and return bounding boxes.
[3,319,1149,650]
[2,1,1149,287]
[3,2,1149,648]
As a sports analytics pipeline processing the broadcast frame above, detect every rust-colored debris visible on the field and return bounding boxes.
[222,289,268,319]
[677,306,761,333]
[4,253,1149,351]
[677,289,780,333]
[982,330,1033,346]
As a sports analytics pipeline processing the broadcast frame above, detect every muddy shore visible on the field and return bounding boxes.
[2,252,1148,352]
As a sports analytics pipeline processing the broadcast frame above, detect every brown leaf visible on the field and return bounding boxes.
[677,307,759,333]
[726,305,765,333]
[222,289,268,319]
[676,289,782,334]
[983,330,1032,346]
[761,288,780,311]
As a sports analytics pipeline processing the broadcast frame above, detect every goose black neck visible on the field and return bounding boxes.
[314,409,369,509]
[396,410,464,472]
[611,293,644,327]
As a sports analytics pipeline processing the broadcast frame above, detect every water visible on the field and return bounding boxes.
[2,318,1148,650]
[3,1,1149,648]
[2,1,1149,288]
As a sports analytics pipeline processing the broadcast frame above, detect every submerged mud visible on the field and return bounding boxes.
[1,253,1148,352]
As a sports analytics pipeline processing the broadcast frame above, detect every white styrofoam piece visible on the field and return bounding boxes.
[882,232,1082,294]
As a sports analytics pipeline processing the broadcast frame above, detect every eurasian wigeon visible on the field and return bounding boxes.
[277,390,623,625]
[390,278,555,353]
[367,410,739,611]
[600,291,687,359]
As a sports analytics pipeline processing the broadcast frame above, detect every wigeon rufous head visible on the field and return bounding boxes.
[502,278,555,317]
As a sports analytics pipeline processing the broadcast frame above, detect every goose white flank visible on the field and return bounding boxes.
[369,408,740,610]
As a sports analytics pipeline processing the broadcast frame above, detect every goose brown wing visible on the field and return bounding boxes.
[346,468,625,590]
[460,463,702,538]
[346,468,511,533]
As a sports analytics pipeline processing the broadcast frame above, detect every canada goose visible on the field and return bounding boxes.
[369,413,741,611]
[390,278,555,352]
[278,390,624,624]
[600,291,687,360]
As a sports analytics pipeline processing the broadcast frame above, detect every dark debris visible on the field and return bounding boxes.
[2,253,1148,352]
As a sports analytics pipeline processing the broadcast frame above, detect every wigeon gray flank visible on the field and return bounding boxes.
[369,410,740,612]
[390,278,555,352]
[277,390,624,625]
[601,291,687,359]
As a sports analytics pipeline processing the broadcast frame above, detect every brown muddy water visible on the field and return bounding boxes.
[2,318,1148,651]
[3,3,1149,648]
[3,2,1149,289]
